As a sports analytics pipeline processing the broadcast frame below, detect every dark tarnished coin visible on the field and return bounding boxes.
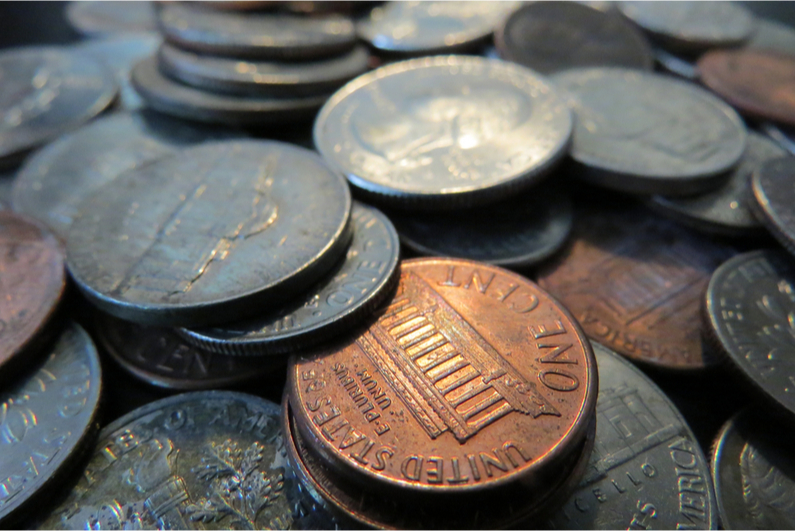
[389,185,573,267]
[40,391,304,530]
[653,47,698,80]
[0,47,117,164]
[553,68,747,196]
[698,49,795,128]
[496,2,654,74]
[315,56,572,209]
[549,342,716,530]
[0,323,102,524]
[180,202,400,356]
[705,250,795,417]
[12,110,237,239]
[751,157,795,255]
[66,1,158,36]
[648,132,787,237]
[158,3,356,60]
[747,18,795,55]
[131,57,326,126]
[66,140,352,327]
[537,203,735,370]
[157,43,370,98]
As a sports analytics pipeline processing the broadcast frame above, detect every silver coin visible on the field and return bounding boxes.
[0,323,102,524]
[0,46,117,164]
[751,157,795,256]
[552,67,747,195]
[157,42,370,98]
[315,56,572,209]
[746,18,795,55]
[653,47,698,80]
[12,110,237,239]
[66,140,352,327]
[65,1,158,37]
[760,121,795,157]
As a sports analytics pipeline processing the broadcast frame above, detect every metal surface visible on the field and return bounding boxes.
[653,47,698,80]
[65,1,158,36]
[751,157,795,256]
[746,17,795,55]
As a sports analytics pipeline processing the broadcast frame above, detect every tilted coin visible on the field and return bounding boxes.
[552,68,747,195]
[65,1,157,36]
[12,110,237,239]
[157,43,370,98]
[66,140,352,327]
[653,47,698,80]
[180,202,400,356]
[0,323,102,525]
[357,2,520,56]
[496,2,654,74]
[746,18,795,55]
[761,121,795,156]
[157,3,356,59]
[315,56,573,209]
[751,157,795,256]
[648,132,787,238]
[0,47,117,165]
[131,57,326,126]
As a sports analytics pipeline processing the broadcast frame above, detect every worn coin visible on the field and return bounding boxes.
[158,3,356,60]
[65,1,158,36]
[389,185,573,268]
[0,323,102,525]
[553,68,747,195]
[653,47,698,80]
[180,202,400,356]
[157,43,370,98]
[12,110,236,239]
[751,157,795,255]
[496,2,654,74]
[648,132,787,238]
[315,56,572,209]
[131,57,326,126]
[66,140,352,327]
[0,46,117,164]
[747,18,795,55]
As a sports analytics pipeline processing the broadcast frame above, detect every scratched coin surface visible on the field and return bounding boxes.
[751,157,795,255]
[66,140,352,327]
[40,391,304,530]
[537,203,736,370]
[0,323,102,525]
[0,46,117,163]
[552,68,747,195]
[315,56,572,208]
[496,2,654,74]
[548,342,716,530]
[12,110,237,239]
[180,202,400,356]
[289,257,597,494]
[66,1,158,36]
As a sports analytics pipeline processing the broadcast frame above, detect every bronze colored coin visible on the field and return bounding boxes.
[289,257,597,494]
[537,203,735,371]
[698,49,795,127]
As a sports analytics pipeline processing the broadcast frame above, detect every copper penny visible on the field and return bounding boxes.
[698,49,795,127]
[537,203,736,371]
[288,257,597,494]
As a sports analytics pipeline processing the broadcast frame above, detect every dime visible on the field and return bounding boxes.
[66,140,352,327]
[704,250,795,417]
[552,68,747,195]
[746,18,795,55]
[698,49,795,128]
[157,43,370,98]
[549,341,716,529]
[537,203,736,370]
[357,2,520,56]
[315,56,573,209]
[131,57,326,126]
[389,185,573,268]
[0,47,117,164]
[751,157,795,255]
[496,2,654,74]
[65,1,158,36]
[648,132,787,238]
[180,202,400,356]
[653,47,698,80]
[289,258,597,495]
[12,110,237,239]
[157,3,356,59]
[0,323,102,525]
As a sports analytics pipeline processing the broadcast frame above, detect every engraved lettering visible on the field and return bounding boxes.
[539,369,580,392]
[401,455,423,481]
[447,457,469,484]
[372,447,394,471]
[426,457,444,484]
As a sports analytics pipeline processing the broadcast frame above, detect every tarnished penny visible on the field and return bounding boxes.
[66,1,158,36]
[751,157,795,256]
[289,257,597,494]
[698,49,795,128]
[537,203,736,370]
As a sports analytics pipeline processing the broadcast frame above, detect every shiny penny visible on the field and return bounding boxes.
[289,258,597,494]
[66,1,157,36]
[751,157,795,256]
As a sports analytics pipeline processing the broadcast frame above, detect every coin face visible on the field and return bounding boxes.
[0,47,117,163]
[289,258,597,494]
[553,68,747,195]
[751,157,795,255]
[66,1,157,36]
[496,2,654,74]
[66,140,352,327]
[315,56,573,208]
[0,323,102,524]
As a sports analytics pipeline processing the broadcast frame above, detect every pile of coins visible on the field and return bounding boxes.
[1,1,795,529]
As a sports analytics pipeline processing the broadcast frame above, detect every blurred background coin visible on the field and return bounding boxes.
[65,1,158,37]
[751,157,795,256]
